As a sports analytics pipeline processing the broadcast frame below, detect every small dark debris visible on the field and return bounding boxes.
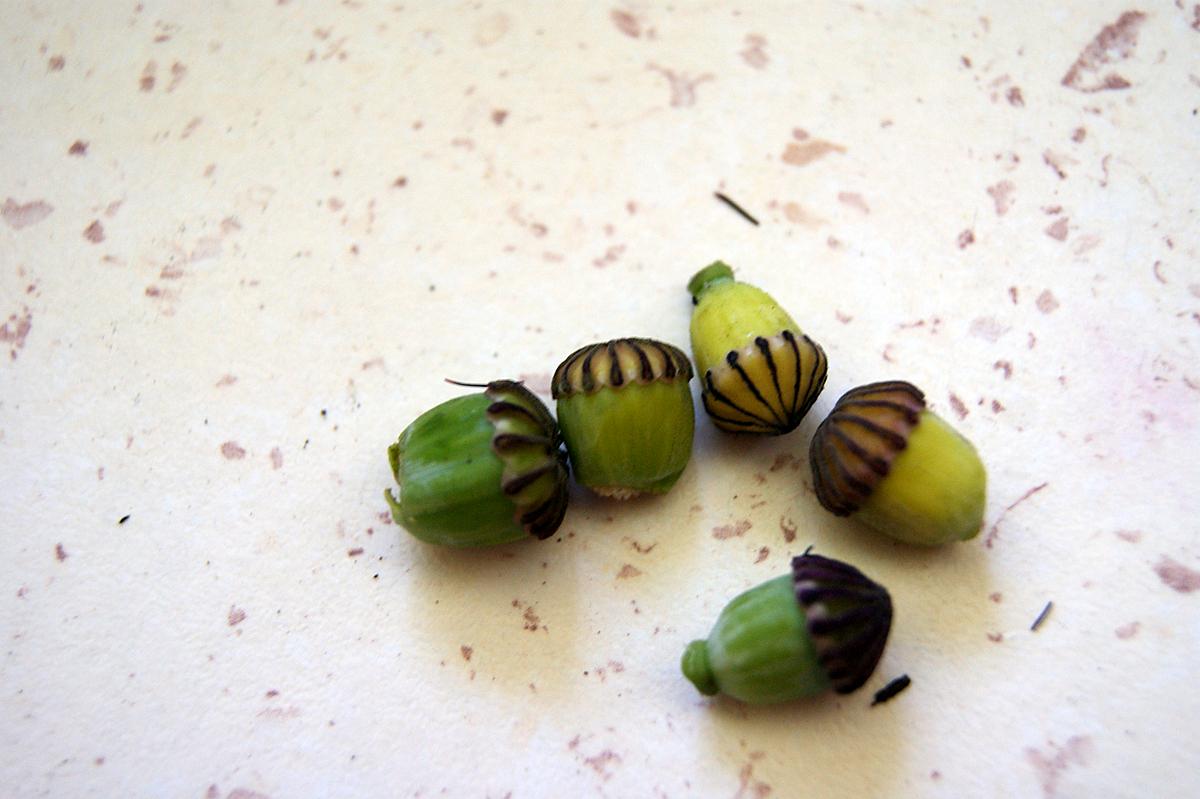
[1030,600,1054,631]
[320,409,327,417]
[118,514,130,525]
[714,192,759,226]
[802,544,814,556]
[871,674,911,706]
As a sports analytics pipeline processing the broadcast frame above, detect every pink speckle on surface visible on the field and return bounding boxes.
[754,546,770,564]
[1154,556,1200,593]
[1,307,33,359]
[83,220,105,243]
[220,441,247,460]
[227,606,247,626]
[970,317,1010,342]
[1025,736,1093,798]
[987,180,1015,215]
[2,198,54,229]
[215,374,238,387]
[1114,621,1140,639]
[1114,529,1143,543]
[610,9,641,38]
[616,563,642,579]
[782,139,845,166]
[347,547,363,557]
[647,63,713,107]
[957,229,975,249]
[269,447,283,470]
[740,34,769,69]
[1062,11,1145,92]
[55,543,68,562]
[48,55,65,71]
[1045,218,1069,241]
[947,393,969,419]
[986,482,1049,548]
[1042,150,1071,180]
[713,520,752,540]
[68,140,88,156]
[1006,86,1025,106]
[994,360,1013,379]
[491,108,508,125]
[836,191,869,214]
[1036,290,1060,313]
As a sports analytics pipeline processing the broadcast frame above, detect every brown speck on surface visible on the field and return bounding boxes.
[215,374,238,387]
[1042,150,1071,180]
[347,548,363,557]
[970,317,1010,342]
[782,201,823,226]
[2,198,54,229]
[227,606,247,626]
[1045,217,1069,241]
[168,61,187,92]
[584,749,621,780]
[1006,86,1025,106]
[1154,556,1200,593]
[987,180,1015,215]
[647,63,713,107]
[55,543,68,562]
[741,34,769,69]
[779,517,797,543]
[68,140,88,156]
[1009,286,1019,304]
[392,176,407,188]
[140,60,156,91]
[1115,621,1140,639]
[491,109,508,125]
[948,394,968,419]
[48,55,65,71]
[991,400,1005,413]
[1,307,33,360]
[1114,529,1143,543]
[1036,290,1060,313]
[989,592,1003,603]
[83,220,105,243]
[1062,11,1145,92]
[957,229,975,249]
[268,446,283,470]
[837,191,869,214]
[835,310,853,324]
[987,632,1004,642]
[782,139,845,166]
[1071,127,1087,142]
[713,520,752,540]
[1025,736,1093,798]
[986,482,1049,548]
[627,538,657,554]
[592,244,625,268]
[754,546,770,564]
[220,441,247,460]
[735,762,772,799]
[460,645,473,661]
[616,563,642,579]
[611,9,641,38]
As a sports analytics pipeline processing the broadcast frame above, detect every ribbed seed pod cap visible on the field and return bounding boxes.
[809,380,925,516]
[791,553,893,694]
[385,380,569,546]
[552,338,694,499]
[809,380,987,546]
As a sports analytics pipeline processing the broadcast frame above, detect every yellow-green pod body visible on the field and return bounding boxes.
[688,262,827,435]
[682,554,893,703]
[810,381,986,546]
[552,338,694,499]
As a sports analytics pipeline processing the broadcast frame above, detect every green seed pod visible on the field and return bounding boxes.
[682,553,893,703]
[384,380,569,547]
[809,381,987,546]
[687,261,828,435]
[551,338,694,499]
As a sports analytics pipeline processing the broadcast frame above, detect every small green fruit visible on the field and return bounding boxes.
[809,381,987,546]
[682,553,893,703]
[552,338,694,499]
[384,380,569,547]
[687,261,828,435]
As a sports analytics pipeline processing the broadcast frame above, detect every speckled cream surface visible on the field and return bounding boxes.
[3,2,1199,797]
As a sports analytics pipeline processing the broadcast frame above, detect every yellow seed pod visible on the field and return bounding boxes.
[688,261,828,435]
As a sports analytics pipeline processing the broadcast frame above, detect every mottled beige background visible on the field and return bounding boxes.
[2,2,1198,797]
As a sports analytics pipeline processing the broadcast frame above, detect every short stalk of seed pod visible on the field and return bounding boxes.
[809,380,986,546]
[682,553,893,704]
[552,338,694,499]
[687,261,828,435]
[384,380,569,547]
